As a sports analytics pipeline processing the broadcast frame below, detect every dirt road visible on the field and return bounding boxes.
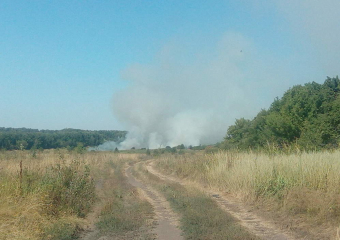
[125,165,184,240]
[82,158,300,240]
[145,160,296,240]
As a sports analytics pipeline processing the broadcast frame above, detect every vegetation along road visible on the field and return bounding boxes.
[1,149,340,239]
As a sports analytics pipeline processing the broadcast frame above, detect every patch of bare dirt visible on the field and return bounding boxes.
[125,164,184,240]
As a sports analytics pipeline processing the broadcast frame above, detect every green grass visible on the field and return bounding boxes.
[41,218,82,240]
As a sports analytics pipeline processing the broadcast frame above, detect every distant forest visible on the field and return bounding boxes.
[223,76,340,150]
[0,128,127,150]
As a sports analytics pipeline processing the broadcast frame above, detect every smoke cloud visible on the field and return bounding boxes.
[276,0,340,76]
[88,141,119,151]
[109,2,340,150]
[112,32,289,149]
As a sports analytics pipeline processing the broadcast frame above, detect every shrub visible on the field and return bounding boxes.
[42,160,96,217]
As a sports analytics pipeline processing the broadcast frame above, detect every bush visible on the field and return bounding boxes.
[42,160,96,217]
[42,219,82,240]
[205,146,219,154]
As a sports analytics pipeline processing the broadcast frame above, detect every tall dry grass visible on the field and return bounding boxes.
[155,150,340,227]
[0,149,139,240]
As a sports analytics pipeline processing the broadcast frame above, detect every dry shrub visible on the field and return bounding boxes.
[284,188,324,215]
[0,150,117,240]
[284,187,340,223]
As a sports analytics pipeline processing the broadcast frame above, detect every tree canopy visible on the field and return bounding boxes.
[223,76,340,150]
[0,128,127,150]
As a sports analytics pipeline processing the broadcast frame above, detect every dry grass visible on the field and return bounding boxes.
[133,162,258,240]
[94,154,154,239]
[155,150,340,238]
[0,150,93,240]
[0,149,145,240]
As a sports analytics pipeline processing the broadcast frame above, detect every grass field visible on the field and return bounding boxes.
[2,148,340,239]
[154,150,340,238]
[0,149,95,240]
[0,150,153,240]
[133,161,258,240]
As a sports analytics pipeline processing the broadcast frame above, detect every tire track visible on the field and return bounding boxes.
[125,164,183,240]
[146,161,297,240]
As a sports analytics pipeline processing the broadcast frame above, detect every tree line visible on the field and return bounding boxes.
[0,128,127,150]
[222,76,340,150]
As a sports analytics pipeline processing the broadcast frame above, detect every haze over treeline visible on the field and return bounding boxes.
[0,128,126,150]
[113,33,286,149]
[3,76,340,152]
[111,1,340,150]
[1,1,340,147]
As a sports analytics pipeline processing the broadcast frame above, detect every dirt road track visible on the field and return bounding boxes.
[146,161,297,240]
[125,164,184,240]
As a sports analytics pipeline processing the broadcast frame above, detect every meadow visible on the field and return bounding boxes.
[154,149,340,238]
[0,150,153,240]
[2,148,340,239]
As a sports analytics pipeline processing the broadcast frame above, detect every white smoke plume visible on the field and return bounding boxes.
[112,32,289,149]
[276,0,340,77]
[88,141,119,151]
[110,2,340,150]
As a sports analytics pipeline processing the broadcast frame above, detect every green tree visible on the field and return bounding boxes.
[223,77,340,150]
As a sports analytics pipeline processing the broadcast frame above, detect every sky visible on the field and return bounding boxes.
[1,1,339,145]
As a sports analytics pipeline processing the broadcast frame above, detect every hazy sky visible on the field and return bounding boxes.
[1,1,339,132]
